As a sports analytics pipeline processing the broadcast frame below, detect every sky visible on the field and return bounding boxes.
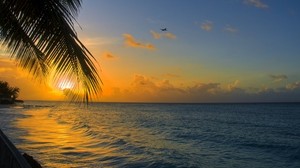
[1,0,300,102]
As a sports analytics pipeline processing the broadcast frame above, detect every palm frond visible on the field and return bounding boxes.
[0,1,48,78]
[0,0,102,103]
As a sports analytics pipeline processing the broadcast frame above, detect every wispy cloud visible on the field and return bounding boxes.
[188,82,221,94]
[227,80,240,91]
[286,81,300,90]
[130,74,184,94]
[150,31,177,40]
[102,51,118,60]
[244,0,269,9]
[224,25,238,33]
[151,31,161,39]
[269,74,288,82]
[201,21,213,32]
[164,32,177,39]
[123,34,156,50]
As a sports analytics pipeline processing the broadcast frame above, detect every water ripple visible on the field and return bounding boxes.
[0,102,299,168]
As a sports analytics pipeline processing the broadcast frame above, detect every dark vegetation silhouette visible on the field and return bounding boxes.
[0,81,19,104]
[0,0,102,103]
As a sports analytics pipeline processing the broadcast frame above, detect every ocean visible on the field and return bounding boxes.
[0,101,299,168]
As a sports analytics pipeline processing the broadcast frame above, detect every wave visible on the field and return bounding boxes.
[2,102,300,168]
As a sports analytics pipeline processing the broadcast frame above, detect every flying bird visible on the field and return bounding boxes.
[160,28,167,31]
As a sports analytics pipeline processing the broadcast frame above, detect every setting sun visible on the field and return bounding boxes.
[57,80,75,90]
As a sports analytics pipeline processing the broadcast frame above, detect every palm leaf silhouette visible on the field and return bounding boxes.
[0,0,102,103]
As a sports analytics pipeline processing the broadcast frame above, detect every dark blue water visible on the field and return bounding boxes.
[1,102,299,167]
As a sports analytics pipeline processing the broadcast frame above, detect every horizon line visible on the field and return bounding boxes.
[19,100,300,104]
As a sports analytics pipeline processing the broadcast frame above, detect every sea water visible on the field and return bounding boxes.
[0,102,299,168]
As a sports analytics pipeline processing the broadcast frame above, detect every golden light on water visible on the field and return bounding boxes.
[15,108,113,167]
[16,109,87,147]
[14,106,180,167]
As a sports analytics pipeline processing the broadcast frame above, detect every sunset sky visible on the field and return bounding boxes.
[1,0,300,102]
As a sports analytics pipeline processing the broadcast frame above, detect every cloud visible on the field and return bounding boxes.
[188,82,221,94]
[201,21,213,32]
[286,81,300,90]
[159,80,182,92]
[130,74,182,92]
[151,31,162,39]
[164,32,177,40]
[129,75,300,102]
[269,74,288,82]
[105,74,300,103]
[244,0,269,9]
[227,80,240,91]
[128,75,184,100]
[123,34,156,50]
[130,75,222,96]
[150,31,176,40]
[102,51,118,60]
[224,25,238,33]
[164,32,177,39]
[131,74,156,89]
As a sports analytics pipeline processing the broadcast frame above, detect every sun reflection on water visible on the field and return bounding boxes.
[14,104,190,168]
[15,108,112,167]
